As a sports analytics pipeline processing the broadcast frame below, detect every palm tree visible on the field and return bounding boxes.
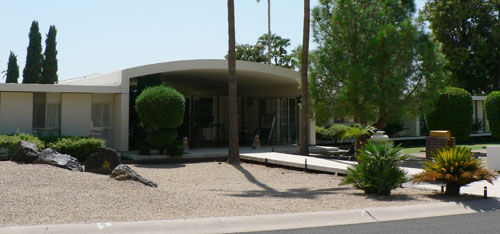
[256,0,272,65]
[341,125,375,156]
[227,0,240,165]
[299,0,310,155]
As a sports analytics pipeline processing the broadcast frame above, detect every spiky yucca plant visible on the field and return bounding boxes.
[340,141,409,196]
[413,146,498,196]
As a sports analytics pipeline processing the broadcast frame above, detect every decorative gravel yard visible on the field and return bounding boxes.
[0,161,476,227]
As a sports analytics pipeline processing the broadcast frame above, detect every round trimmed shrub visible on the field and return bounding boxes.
[146,128,177,148]
[167,139,184,156]
[485,91,500,139]
[135,86,185,128]
[425,87,473,142]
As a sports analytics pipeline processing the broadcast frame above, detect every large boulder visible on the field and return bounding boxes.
[10,141,40,163]
[85,147,121,174]
[111,164,158,187]
[33,148,83,172]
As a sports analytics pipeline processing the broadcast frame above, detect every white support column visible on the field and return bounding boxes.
[113,93,129,151]
[309,117,316,145]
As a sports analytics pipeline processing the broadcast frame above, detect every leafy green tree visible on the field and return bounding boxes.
[41,25,58,84]
[228,33,297,69]
[310,0,446,130]
[23,21,43,84]
[423,0,500,94]
[234,43,267,63]
[6,51,19,83]
[257,33,294,68]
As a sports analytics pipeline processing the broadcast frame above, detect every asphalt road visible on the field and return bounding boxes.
[241,211,500,234]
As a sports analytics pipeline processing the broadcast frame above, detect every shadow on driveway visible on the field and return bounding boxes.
[226,164,351,199]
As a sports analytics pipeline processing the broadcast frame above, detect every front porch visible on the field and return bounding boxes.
[123,145,345,161]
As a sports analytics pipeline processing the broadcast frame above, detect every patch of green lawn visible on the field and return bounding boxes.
[401,143,500,155]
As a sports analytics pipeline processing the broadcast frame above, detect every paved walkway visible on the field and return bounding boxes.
[240,152,500,198]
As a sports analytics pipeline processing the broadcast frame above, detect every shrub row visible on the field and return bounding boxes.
[0,134,103,162]
[485,91,500,139]
[0,133,45,155]
[48,137,104,162]
[425,87,473,142]
[316,124,350,141]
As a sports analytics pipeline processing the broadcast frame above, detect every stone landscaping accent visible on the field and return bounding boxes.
[85,147,121,174]
[111,164,158,187]
[33,148,83,172]
[10,141,40,163]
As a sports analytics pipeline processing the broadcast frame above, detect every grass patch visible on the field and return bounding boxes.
[401,143,500,155]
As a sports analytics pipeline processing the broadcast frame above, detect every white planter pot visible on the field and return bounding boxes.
[486,146,500,171]
[370,131,389,143]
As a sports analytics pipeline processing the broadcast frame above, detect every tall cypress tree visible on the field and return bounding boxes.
[41,25,58,84]
[6,51,20,83]
[22,21,43,84]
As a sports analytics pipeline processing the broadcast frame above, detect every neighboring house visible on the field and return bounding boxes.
[325,96,489,139]
[0,59,316,151]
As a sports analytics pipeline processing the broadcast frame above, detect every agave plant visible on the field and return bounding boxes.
[340,141,409,196]
[341,125,375,156]
[413,146,498,196]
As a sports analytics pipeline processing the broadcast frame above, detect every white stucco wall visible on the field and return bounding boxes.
[0,92,33,134]
[61,93,92,136]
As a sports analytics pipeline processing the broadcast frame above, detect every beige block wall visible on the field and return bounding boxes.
[61,93,92,136]
[0,92,33,134]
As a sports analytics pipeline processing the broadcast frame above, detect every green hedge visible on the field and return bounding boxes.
[425,87,473,142]
[0,133,45,155]
[146,128,177,148]
[485,91,500,139]
[135,86,185,128]
[167,139,184,156]
[48,137,104,162]
[316,124,350,141]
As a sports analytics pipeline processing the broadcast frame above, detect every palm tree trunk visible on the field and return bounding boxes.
[267,0,272,65]
[299,0,310,156]
[227,0,240,164]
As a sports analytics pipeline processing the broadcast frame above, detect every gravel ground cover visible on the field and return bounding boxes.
[0,161,476,227]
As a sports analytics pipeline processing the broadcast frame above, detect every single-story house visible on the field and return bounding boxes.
[0,59,316,151]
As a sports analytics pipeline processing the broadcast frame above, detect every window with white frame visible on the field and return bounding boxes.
[91,94,113,147]
[32,93,61,136]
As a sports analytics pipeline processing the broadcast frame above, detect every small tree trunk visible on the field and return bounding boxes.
[445,183,461,196]
[227,0,240,165]
[299,0,310,156]
[267,0,272,65]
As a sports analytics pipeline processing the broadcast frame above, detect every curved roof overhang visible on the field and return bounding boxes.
[124,59,300,97]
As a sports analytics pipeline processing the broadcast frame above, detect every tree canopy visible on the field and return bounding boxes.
[6,51,19,83]
[41,25,58,84]
[22,21,43,84]
[309,0,446,129]
[227,33,298,69]
[423,0,500,94]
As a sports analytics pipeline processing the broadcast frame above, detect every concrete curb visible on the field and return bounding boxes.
[2,198,500,234]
